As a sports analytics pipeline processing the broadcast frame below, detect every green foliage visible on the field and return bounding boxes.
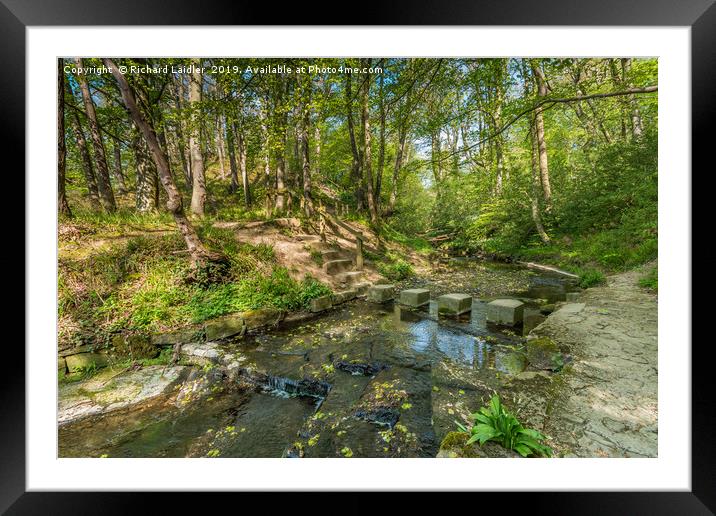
[576,268,606,289]
[638,266,658,291]
[378,258,414,281]
[456,395,552,457]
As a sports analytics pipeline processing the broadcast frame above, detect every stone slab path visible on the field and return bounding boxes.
[531,267,658,457]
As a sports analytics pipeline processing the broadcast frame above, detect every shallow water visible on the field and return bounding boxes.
[59,260,574,458]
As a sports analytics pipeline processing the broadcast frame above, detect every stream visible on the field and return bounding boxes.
[59,260,577,458]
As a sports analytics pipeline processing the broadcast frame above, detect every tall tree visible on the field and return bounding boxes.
[103,58,214,266]
[360,60,379,224]
[529,59,553,210]
[58,59,72,217]
[132,127,159,212]
[74,58,116,212]
[188,60,207,217]
[67,84,101,211]
[111,139,128,194]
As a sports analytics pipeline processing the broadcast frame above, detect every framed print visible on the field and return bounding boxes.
[5,0,712,512]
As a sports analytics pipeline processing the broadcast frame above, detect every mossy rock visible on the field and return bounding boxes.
[438,432,481,458]
[111,334,159,359]
[525,337,564,371]
[242,308,283,330]
[204,314,246,341]
[65,353,109,373]
[151,328,202,348]
[540,304,556,315]
[438,431,521,458]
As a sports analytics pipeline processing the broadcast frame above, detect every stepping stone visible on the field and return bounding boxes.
[324,259,353,274]
[437,294,472,315]
[321,250,342,261]
[331,289,357,305]
[354,282,372,296]
[486,299,524,325]
[310,294,333,313]
[337,271,363,285]
[399,288,431,307]
[368,284,395,303]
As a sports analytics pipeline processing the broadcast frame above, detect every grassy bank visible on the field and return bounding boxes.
[58,215,331,350]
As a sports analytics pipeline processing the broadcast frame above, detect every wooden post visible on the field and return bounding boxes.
[355,234,364,270]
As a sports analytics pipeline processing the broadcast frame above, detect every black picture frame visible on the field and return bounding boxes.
[4,0,711,512]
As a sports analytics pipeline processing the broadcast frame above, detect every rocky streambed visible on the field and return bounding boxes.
[59,260,599,458]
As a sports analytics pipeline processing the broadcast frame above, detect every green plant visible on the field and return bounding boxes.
[378,258,414,281]
[577,269,605,288]
[455,395,552,457]
[638,266,658,291]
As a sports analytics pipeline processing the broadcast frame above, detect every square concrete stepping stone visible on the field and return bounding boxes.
[399,288,431,307]
[367,284,395,303]
[486,299,524,325]
[437,294,472,315]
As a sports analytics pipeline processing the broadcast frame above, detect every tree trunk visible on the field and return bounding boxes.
[530,60,553,211]
[171,74,192,189]
[68,94,101,211]
[299,74,313,217]
[188,60,206,217]
[238,126,251,207]
[345,72,364,209]
[133,128,158,213]
[215,117,227,179]
[375,69,386,212]
[112,138,128,194]
[530,116,551,244]
[103,58,212,265]
[58,59,72,217]
[621,58,644,138]
[260,101,273,218]
[226,121,240,194]
[388,125,407,215]
[75,58,116,212]
[360,61,378,224]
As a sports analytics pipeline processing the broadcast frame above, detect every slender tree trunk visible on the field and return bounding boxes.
[530,60,553,211]
[375,70,386,212]
[388,125,407,215]
[188,60,206,217]
[58,60,72,217]
[621,58,644,138]
[172,74,192,188]
[215,117,227,179]
[274,79,289,214]
[238,126,251,207]
[360,61,378,224]
[112,139,128,194]
[104,58,212,265]
[68,97,101,211]
[226,121,240,194]
[75,58,116,212]
[530,116,551,244]
[133,128,158,213]
[345,72,364,209]
[260,101,273,217]
[300,88,313,217]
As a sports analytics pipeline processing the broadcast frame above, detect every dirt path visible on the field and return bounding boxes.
[532,265,658,457]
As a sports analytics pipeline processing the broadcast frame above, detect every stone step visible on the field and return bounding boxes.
[321,250,342,261]
[324,259,353,275]
[336,271,363,285]
[307,241,332,252]
[353,282,372,296]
